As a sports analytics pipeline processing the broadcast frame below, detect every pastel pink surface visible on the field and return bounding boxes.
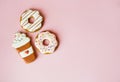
[0,0,120,82]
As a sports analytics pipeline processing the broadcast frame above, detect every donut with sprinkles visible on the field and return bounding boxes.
[35,31,58,54]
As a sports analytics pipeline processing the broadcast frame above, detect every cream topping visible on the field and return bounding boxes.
[12,32,30,48]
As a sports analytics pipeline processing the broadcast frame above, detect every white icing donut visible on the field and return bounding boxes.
[35,31,58,54]
[20,9,43,32]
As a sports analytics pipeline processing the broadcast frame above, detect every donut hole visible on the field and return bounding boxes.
[28,16,34,24]
[43,39,50,46]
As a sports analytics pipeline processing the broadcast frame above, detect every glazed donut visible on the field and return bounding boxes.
[20,9,43,32]
[35,31,58,54]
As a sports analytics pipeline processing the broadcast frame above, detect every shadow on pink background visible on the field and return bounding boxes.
[0,0,120,82]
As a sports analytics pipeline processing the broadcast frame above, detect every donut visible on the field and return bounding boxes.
[20,9,43,32]
[35,31,58,54]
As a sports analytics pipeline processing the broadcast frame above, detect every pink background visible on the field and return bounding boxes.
[0,0,120,82]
